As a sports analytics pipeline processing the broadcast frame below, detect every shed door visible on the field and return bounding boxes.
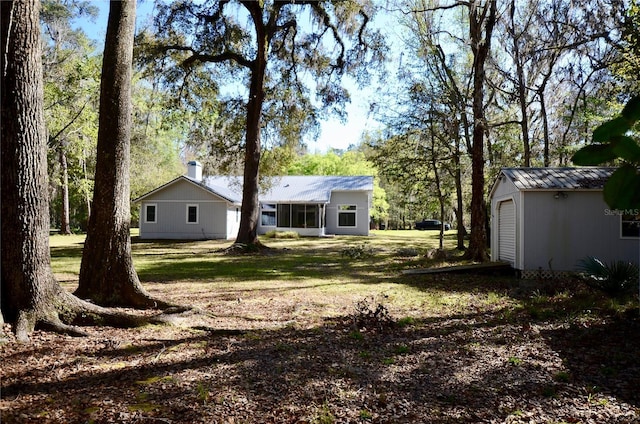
[498,200,516,264]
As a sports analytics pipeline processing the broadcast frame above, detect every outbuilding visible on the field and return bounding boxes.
[134,161,373,240]
[490,167,639,278]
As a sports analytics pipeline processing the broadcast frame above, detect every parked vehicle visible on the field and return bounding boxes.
[415,219,451,231]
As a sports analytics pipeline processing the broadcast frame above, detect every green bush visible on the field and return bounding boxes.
[264,230,299,239]
[577,256,639,297]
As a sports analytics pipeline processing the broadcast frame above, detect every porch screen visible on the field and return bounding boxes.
[277,204,290,227]
[292,204,319,228]
[277,204,319,228]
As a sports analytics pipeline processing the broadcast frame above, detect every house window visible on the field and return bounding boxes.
[621,213,640,238]
[145,204,157,223]
[277,204,291,227]
[338,205,357,227]
[186,204,198,224]
[261,204,276,226]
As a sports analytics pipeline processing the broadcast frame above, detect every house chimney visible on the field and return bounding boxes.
[187,160,202,181]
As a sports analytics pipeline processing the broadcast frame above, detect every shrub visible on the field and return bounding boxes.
[264,230,299,239]
[340,243,373,259]
[577,256,639,297]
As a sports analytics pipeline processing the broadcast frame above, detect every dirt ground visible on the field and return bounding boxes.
[2,270,640,423]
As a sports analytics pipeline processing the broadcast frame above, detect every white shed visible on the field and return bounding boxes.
[490,167,639,278]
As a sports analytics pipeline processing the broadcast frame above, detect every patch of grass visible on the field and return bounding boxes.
[553,371,571,383]
[397,316,415,327]
[313,402,335,424]
[359,409,373,420]
[394,344,410,354]
[508,356,523,366]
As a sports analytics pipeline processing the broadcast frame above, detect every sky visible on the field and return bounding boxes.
[76,0,384,153]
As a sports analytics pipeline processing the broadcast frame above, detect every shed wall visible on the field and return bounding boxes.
[521,191,638,272]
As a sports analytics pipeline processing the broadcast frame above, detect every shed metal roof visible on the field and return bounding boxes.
[200,175,374,203]
[500,167,615,190]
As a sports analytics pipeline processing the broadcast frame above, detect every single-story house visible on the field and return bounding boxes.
[490,167,639,278]
[134,161,373,240]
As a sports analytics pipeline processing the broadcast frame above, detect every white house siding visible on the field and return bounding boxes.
[325,191,370,236]
[521,191,639,272]
[138,179,233,240]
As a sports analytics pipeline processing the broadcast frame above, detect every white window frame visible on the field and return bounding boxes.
[186,204,199,224]
[144,203,157,224]
[337,204,357,227]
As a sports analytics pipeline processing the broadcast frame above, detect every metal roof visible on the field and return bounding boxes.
[500,167,615,190]
[202,175,374,203]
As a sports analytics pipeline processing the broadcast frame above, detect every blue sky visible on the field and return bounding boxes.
[76,0,383,153]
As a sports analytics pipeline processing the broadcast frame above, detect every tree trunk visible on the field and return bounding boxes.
[540,90,550,167]
[58,146,72,234]
[75,0,171,309]
[453,131,466,250]
[508,0,531,167]
[464,0,496,262]
[0,0,156,341]
[1,0,62,341]
[234,5,267,247]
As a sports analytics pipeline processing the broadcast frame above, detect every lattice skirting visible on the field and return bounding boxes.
[519,269,573,280]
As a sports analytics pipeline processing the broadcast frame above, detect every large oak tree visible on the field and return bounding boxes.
[141,0,384,246]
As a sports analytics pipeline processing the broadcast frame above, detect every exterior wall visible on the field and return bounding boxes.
[138,179,233,240]
[325,191,370,236]
[521,191,639,272]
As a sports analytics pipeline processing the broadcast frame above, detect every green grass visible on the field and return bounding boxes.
[48,229,638,323]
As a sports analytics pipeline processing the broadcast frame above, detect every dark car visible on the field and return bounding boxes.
[415,219,451,231]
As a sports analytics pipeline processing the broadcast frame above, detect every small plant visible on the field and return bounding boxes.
[313,402,335,424]
[554,371,571,383]
[340,243,373,259]
[508,356,523,366]
[394,344,410,354]
[577,256,639,297]
[397,316,415,327]
[359,409,373,420]
[196,382,210,404]
[349,330,364,341]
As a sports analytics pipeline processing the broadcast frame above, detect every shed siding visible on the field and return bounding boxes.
[326,191,370,236]
[522,191,638,272]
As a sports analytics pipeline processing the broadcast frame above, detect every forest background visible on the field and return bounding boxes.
[44,0,639,236]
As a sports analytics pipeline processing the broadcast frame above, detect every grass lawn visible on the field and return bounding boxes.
[2,230,639,423]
